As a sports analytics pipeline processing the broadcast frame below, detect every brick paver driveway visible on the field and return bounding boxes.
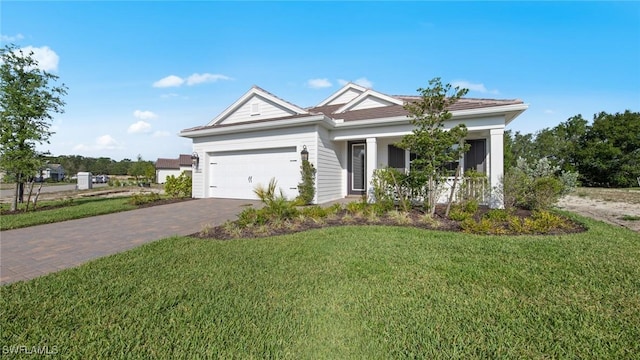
[0,198,259,285]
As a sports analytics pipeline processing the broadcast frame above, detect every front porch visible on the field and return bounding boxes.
[333,128,505,208]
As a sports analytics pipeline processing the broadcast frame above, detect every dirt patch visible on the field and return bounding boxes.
[557,195,640,232]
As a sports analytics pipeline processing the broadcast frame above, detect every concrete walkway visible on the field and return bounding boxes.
[0,198,260,285]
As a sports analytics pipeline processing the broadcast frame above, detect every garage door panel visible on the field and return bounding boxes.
[209,147,300,200]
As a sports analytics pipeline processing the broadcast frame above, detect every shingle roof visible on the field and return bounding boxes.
[157,154,193,169]
[178,154,192,167]
[305,97,524,122]
[183,87,524,133]
[156,158,180,169]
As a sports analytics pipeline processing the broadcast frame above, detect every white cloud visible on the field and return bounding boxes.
[186,73,232,85]
[307,78,332,89]
[153,73,232,88]
[133,110,158,120]
[152,130,171,137]
[153,75,184,88]
[544,109,555,114]
[16,46,60,72]
[353,77,373,88]
[1,33,24,42]
[160,93,179,99]
[337,77,373,88]
[451,80,499,95]
[127,121,152,134]
[73,134,123,152]
[96,134,122,149]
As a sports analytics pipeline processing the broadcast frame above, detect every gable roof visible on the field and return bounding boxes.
[316,82,368,106]
[181,84,527,137]
[208,85,309,126]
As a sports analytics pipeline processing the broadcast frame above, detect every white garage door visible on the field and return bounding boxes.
[208,147,300,200]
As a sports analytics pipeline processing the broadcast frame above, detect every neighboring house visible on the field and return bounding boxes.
[156,154,193,184]
[40,164,65,181]
[180,83,528,207]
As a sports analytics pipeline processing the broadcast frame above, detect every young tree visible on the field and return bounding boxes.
[397,78,469,216]
[0,44,67,211]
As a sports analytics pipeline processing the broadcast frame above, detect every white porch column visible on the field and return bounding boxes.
[488,128,504,208]
[366,137,377,202]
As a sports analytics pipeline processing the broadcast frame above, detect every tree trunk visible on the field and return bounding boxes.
[32,182,44,209]
[25,180,35,211]
[429,177,437,217]
[18,180,24,203]
[445,165,462,218]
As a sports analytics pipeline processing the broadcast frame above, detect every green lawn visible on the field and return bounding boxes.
[0,197,136,230]
[1,217,639,358]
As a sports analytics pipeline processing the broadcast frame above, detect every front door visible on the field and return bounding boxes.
[348,141,366,195]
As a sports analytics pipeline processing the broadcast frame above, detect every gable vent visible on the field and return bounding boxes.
[250,103,260,116]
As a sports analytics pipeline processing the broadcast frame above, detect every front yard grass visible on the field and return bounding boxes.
[2,217,638,358]
[0,197,137,230]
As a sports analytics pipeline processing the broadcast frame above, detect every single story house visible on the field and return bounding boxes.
[40,164,65,181]
[155,154,193,184]
[180,83,528,207]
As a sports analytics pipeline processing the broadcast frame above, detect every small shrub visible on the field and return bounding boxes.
[200,223,213,237]
[463,199,479,214]
[236,207,268,227]
[449,208,471,221]
[301,205,328,220]
[222,221,243,238]
[387,210,412,225]
[461,218,506,235]
[128,192,161,205]
[346,201,369,216]
[164,172,192,198]
[326,203,343,215]
[530,210,569,232]
[296,160,316,205]
[254,178,298,221]
[484,209,510,222]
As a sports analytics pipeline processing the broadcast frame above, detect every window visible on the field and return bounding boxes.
[388,145,405,169]
[464,139,486,174]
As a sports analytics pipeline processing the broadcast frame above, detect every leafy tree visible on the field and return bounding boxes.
[0,44,67,211]
[128,154,155,183]
[397,77,469,215]
[577,110,640,187]
[504,130,536,170]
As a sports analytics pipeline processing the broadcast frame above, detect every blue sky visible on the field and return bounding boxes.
[2,1,639,161]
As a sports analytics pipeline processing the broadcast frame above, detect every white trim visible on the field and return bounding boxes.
[181,115,331,138]
[316,83,367,106]
[208,86,308,126]
[335,89,404,113]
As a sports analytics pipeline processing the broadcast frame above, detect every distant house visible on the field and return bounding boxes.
[40,164,65,181]
[155,154,193,184]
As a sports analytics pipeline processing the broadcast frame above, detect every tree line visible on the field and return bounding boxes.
[504,110,640,188]
[43,155,155,178]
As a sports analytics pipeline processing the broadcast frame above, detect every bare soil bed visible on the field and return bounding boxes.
[557,188,640,232]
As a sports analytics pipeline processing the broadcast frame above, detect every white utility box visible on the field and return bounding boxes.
[77,172,93,190]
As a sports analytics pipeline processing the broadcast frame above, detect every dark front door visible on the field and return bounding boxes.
[348,141,366,195]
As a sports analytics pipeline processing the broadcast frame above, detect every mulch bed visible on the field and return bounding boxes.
[193,205,587,241]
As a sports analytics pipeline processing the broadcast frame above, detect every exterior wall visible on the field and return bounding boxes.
[316,126,344,204]
[349,96,394,111]
[157,169,181,184]
[221,95,297,125]
[327,88,364,105]
[191,125,318,199]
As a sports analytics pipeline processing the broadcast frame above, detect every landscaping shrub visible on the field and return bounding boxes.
[296,160,316,205]
[483,209,510,222]
[128,192,161,205]
[253,178,299,221]
[164,172,192,198]
[300,205,328,220]
[502,157,578,210]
